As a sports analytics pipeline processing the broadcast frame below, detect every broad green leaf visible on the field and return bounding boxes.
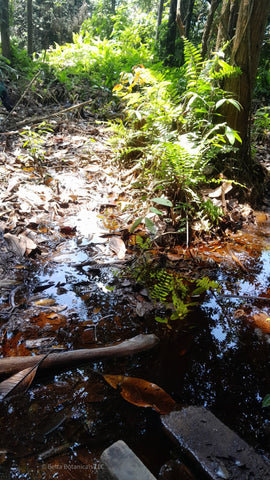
[145,217,156,233]
[215,98,227,109]
[225,126,237,145]
[262,394,270,408]
[152,197,173,207]
[130,217,144,233]
[149,207,164,216]
[226,98,241,111]
[155,316,168,324]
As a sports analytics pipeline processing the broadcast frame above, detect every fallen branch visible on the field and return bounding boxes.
[0,334,159,376]
[15,99,93,127]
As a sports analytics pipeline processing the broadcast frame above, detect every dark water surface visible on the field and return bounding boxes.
[0,213,270,479]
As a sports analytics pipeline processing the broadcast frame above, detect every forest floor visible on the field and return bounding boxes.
[0,108,270,479]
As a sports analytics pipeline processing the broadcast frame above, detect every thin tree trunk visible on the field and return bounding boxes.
[0,0,11,60]
[201,0,222,58]
[165,0,177,65]
[181,0,195,38]
[215,0,231,51]
[156,0,164,41]
[27,0,33,57]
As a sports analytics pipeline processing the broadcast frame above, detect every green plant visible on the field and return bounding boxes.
[19,122,53,164]
[251,106,270,143]
[133,263,219,326]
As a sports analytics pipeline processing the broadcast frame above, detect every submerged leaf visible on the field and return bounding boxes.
[103,374,176,414]
[262,394,270,408]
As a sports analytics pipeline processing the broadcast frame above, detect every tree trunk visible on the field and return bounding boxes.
[0,0,11,60]
[156,0,164,41]
[180,0,195,38]
[223,0,270,163]
[201,0,222,58]
[165,0,177,64]
[27,0,33,57]
[216,0,240,52]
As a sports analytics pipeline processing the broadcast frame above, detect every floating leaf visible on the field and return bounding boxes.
[60,226,77,235]
[252,312,270,333]
[33,298,56,307]
[152,197,173,207]
[103,374,176,414]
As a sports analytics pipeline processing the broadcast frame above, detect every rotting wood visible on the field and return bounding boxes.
[0,334,159,376]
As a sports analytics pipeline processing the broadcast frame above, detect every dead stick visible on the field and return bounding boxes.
[15,99,93,127]
[4,70,41,122]
[0,334,159,375]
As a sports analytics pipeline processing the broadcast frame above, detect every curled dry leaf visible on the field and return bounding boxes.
[103,374,176,414]
[3,233,38,257]
[109,237,126,260]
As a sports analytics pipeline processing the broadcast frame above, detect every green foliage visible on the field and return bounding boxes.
[262,394,270,408]
[133,264,219,325]
[19,123,53,164]
[112,39,242,237]
[251,107,270,143]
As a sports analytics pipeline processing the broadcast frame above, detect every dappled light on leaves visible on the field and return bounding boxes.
[103,374,176,414]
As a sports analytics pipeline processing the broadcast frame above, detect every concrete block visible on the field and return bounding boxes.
[98,439,157,480]
[162,406,270,480]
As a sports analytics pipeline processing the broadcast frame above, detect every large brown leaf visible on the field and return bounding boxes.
[0,365,39,401]
[103,374,176,414]
[0,352,51,401]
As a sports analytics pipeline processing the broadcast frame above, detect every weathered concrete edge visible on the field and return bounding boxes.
[161,406,270,480]
[97,440,157,480]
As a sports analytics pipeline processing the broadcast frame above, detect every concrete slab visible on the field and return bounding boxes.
[98,439,157,480]
[162,406,270,480]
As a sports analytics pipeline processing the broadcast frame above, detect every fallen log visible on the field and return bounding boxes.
[0,334,159,376]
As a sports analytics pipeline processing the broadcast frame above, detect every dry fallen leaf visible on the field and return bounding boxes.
[103,374,176,414]
[252,312,270,333]
[109,237,126,260]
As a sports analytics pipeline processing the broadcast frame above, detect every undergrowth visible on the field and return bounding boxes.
[132,263,219,326]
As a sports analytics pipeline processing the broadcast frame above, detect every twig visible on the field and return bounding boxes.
[217,293,270,302]
[4,70,41,122]
[15,99,93,127]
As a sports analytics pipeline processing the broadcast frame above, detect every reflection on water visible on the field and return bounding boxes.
[1,212,270,478]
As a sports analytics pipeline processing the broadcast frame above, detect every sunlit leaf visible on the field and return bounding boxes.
[155,316,168,324]
[33,298,56,307]
[152,197,173,207]
[149,207,164,216]
[103,374,176,414]
[112,84,123,91]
